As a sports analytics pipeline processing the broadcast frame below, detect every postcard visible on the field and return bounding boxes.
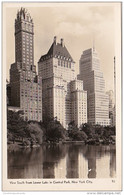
[2,2,122,191]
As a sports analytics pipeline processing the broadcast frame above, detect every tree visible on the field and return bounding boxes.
[68,120,78,131]
[7,109,44,145]
[93,125,105,140]
[25,122,43,144]
[7,109,27,142]
[46,120,66,142]
[69,130,87,141]
[81,123,95,139]
[67,121,88,141]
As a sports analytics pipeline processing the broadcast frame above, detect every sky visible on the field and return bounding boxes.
[4,2,121,91]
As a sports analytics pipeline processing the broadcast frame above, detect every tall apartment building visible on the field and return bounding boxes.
[38,37,87,128]
[78,48,110,126]
[70,80,87,126]
[9,8,42,121]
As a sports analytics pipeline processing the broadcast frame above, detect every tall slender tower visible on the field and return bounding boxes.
[15,8,34,66]
[78,48,110,126]
[10,8,42,121]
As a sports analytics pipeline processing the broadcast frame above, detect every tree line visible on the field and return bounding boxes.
[7,109,115,146]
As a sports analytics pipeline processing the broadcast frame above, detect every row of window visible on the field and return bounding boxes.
[23,35,33,39]
[22,40,33,45]
[21,88,42,93]
[23,28,32,32]
[23,60,33,63]
[22,56,33,61]
[96,122,110,125]
[22,44,33,49]
[16,40,33,47]
[23,32,33,36]
[58,60,71,68]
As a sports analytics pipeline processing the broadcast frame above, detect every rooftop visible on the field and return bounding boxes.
[16,7,33,23]
[39,37,74,62]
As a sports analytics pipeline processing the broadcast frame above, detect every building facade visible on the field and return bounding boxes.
[6,80,11,106]
[78,48,110,126]
[38,37,87,128]
[70,80,87,127]
[9,8,42,121]
[106,90,115,126]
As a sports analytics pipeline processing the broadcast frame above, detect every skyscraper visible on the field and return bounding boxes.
[78,48,110,126]
[106,90,115,126]
[9,8,42,121]
[15,8,34,66]
[38,37,87,128]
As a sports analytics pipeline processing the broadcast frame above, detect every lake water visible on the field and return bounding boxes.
[8,144,116,179]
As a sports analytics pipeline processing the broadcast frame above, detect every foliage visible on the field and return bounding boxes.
[7,109,116,145]
[81,123,116,140]
[81,123,96,138]
[69,130,87,141]
[7,109,43,144]
[68,120,78,131]
[45,120,66,142]
[68,121,87,141]
[7,109,27,141]
[25,122,43,144]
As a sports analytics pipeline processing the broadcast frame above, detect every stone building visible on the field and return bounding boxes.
[78,48,110,126]
[9,8,42,121]
[38,37,87,128]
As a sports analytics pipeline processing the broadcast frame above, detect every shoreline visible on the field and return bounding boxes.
[7,139,115,151]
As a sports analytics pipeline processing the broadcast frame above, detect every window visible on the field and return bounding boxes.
[67,62,68,68]
[58,60,60,66]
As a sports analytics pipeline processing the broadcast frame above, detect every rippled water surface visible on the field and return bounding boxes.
[8,144,116,179]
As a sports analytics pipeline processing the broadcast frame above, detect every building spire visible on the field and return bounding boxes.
[53,36,57,44]
[61,38,64,47]
[93,39,95,51]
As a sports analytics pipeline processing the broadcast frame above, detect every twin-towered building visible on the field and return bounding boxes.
[8,8,111,128]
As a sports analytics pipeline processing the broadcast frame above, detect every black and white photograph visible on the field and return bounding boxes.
[2,1,122,191]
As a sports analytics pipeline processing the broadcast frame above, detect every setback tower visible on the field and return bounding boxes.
[10,8,42,121]
[78,48,110,126]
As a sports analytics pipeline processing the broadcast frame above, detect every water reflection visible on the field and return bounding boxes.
[8,144,116,179]
[110,145,116,177]
[66,145,79,178]
[84,146,97,178]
